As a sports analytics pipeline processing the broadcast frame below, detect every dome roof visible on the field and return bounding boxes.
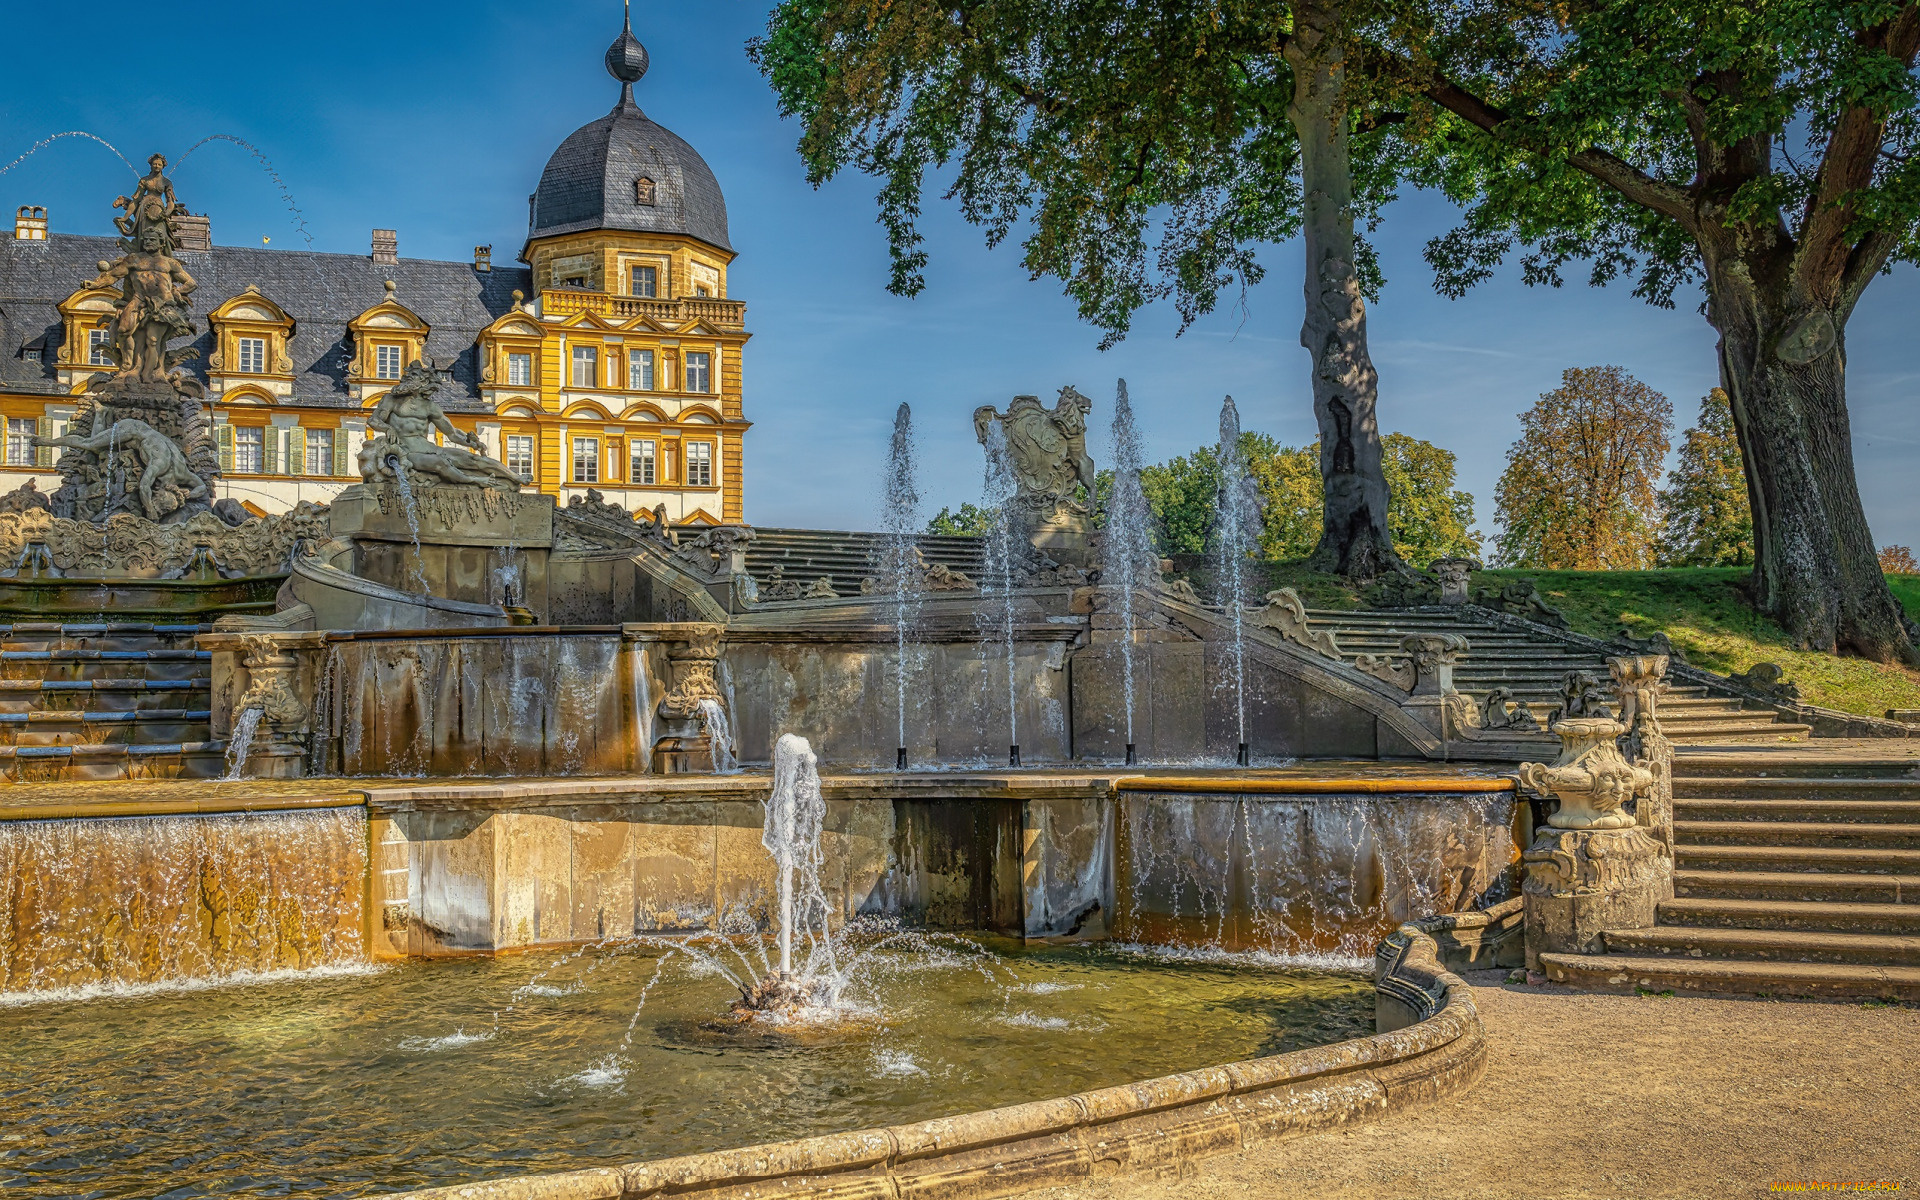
[526,12,731,254]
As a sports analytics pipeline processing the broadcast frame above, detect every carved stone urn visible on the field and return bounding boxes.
[652,624,730,774]
[1518,714,1665,967]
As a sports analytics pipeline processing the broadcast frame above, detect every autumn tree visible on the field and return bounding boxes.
[1882,545,1919,573]
[1659,389,1754,567]
[751,2,1409,579]
[1494,367,1672,569]
[1395,0,1920,658]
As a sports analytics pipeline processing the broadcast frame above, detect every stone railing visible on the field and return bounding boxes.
[539,289,747,327]
[390,922,1486,1200]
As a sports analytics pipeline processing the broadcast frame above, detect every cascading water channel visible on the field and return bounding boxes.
[880,403,922,769]
[386,459,430,596]
[979,421,1021,766]
[695,697,736,774]
[1213,397,1258,766]
[1105,380,1154,765]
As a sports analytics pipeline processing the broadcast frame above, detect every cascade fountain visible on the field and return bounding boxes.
[1213,397,1259,766]
[1105,380,1154,765]
[880,403,922,769]
[979,421,1022,766]
[222,705,264,780]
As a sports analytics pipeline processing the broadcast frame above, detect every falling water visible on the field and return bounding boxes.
[0,131,137,181]
[171,133,315,249]
[696,697,736,774]
[1213,397,1258,763]
[223,706,264,781]
[979,420,1021,764]
[879,403,922,766]
[309,644,340,776]
[387,461,430,596]
[763,734,828,979]
[1105,380,1154,760]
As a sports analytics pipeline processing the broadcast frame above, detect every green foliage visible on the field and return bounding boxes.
[925,502,995,537]
[1659,389,1754,568]
[1475,568,1920,718]
[750,2,1410,346]
[1140,430,1480,564]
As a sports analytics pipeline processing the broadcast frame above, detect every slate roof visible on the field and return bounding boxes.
[529,96,732,255]
[0,233,535,411]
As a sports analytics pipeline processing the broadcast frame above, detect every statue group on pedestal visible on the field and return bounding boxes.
[359,361,527,493]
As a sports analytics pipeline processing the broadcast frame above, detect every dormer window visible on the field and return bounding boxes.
[88,329,112,366]
[237,337,267,374]
[634,177,657,206]
[21,346,40,363]
[375,344,404,380]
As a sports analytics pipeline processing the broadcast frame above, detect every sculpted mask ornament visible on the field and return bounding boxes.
[237,635,310,733]
[1519,716,1657,830]
[657,624,726,720]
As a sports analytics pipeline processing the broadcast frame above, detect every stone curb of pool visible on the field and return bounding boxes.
[382,921,1486,1200]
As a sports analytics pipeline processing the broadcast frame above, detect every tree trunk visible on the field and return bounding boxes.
[1285,0,1401,581]
[1705,253,1914,662]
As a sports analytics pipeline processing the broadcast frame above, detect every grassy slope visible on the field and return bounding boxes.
[1163,556,1920,717]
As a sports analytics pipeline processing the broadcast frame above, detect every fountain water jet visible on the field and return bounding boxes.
[733,734,838,1015]
[979,421,1021,766]
[1104,380,1154,765]
[695,697,736,774]
[1213,397,1259,765]
[879,403,921,769]
[223,705,264,780]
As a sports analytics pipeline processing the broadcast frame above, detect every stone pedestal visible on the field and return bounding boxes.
[330,482,554,610]
[1024,509,1093,569]
[1521,827,1665,968]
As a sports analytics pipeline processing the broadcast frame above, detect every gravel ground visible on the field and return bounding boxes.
[1036,971,1920,1199]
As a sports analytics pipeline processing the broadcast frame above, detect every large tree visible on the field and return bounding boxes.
[1659,388,1755,567]
[1398,0,1920,658]
[1494,367,1672,569]
[751,1,1408,579]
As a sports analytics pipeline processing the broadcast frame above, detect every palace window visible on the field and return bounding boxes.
[22,346,41,363]
[629,349,654,391]
[5,418,35,466]
[562,276,587,289]
[685,352,711,394]
[571,436,600,483]
[695,285,711,298]
[506,434,535,481]
[687,441,713,487]
[631,265,658,297]
[88,329,112,366]
[237,337,267,374]
[634,177,657,206]
[507,352,532,386]
[233,426,264,474]
[306,428,334,476]
[375,344,403,380]
[631,438,656,485]
[571,346,597,389]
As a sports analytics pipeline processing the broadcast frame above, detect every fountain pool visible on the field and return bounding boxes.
[1,939,1372,1199]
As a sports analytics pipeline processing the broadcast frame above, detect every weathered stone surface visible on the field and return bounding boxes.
[1521,827,1665,968]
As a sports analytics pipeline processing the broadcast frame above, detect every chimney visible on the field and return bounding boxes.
[171,209,211,251]
[13,206,47,240]
[474,245,492,272]
[372,228,398,265]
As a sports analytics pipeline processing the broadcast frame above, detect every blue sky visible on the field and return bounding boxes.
[5,1,1917,549]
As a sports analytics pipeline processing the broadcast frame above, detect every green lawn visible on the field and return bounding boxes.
[1162,556,1920,718]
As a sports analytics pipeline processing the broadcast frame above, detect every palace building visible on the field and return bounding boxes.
[0,13,747,524]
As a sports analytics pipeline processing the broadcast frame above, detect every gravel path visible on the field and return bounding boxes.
[1037,972,1920,1199]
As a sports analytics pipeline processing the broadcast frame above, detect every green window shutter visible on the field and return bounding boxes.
[35,417,52,469]
[263,427,280,475]
[333,431,350,478]
[216,424,235,473]
[288,428,307,477]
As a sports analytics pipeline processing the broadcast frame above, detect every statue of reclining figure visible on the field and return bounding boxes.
[37,417,207,521]
[360,361,525,492]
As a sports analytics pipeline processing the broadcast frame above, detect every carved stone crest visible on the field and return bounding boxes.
[1248,588,1342,660]
[974,386,1096,563]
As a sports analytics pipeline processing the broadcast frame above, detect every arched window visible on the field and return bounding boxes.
[634,177,657,206]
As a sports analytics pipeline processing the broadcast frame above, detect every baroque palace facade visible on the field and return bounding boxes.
[0,16,747,524]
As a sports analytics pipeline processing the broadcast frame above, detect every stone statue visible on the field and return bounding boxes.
[973,386,1097,565]
[360,362,526,492]
[35,155,225,526]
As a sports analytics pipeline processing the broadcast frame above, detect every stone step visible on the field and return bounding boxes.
[0,679,210,714]
[0,649,211,684]
[1676,796,1920,824]
[1675,868,1920,903]
[1677,842,1920,873]
[1658,897,1920,935]
[1674,755,1920,781]
[1676,776,1920,801]
[0,710,213,747]
[0,741,227,783]
[1675,819,1920,848]
[0,622,209,653]
[1602,924,1920,966]
[1660,721,1811,741]
[1537,951,1920,1000]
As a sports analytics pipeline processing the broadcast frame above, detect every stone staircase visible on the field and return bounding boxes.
[745,528,986,600]
[1304,608,1812,745]
[0,622,222,783]
[1539,750,1920,1000]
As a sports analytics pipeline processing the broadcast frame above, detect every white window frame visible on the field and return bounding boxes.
[685,352,711,394]
[375,344,403,380]
[305,428,335,476]
[4,418,34,466]
[233,426,265,474]
[687,440,713,487]
[631,438,656,485]
[571,346,597,389]
[571,436,600,484]
[628,350,654,391]
[237,336,267,374]
[630,265,658,298]
[507,352,532,387]
[506,434,535,481]
[88,328,112,366]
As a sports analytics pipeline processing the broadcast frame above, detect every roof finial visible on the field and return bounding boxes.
[606,0,650,112]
